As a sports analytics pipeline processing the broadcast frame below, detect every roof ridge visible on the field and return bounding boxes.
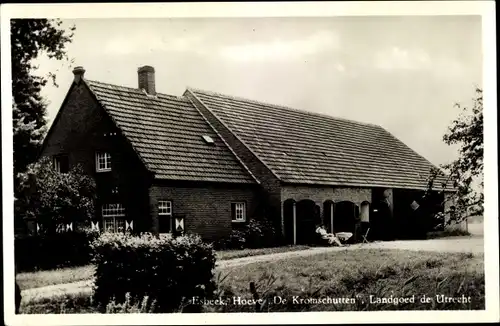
[186,86,381,129]
[83,78,255,184]
[86,79,185,100]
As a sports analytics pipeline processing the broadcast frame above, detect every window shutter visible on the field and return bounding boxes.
[231,203,236,220]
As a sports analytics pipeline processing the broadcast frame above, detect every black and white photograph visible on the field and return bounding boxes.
[1,2,498,325]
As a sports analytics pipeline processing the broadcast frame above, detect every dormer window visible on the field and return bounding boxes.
[202,135,215,145]
[96,152,111,172]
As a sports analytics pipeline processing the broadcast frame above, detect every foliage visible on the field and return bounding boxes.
[90,232,217,313]
[15,156,96,234]
[427,228,471,239]
[216,219,279,250]
[245,218,279,248]
[11,19,75,178]
[19,292,96,314]
[105,293,157,313]
[427,87,484,224]
[15,228,99,272]
[216,229,246,250]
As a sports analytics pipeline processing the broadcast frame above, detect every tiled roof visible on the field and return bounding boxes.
[84,80,255,184]
[189,88,448,190]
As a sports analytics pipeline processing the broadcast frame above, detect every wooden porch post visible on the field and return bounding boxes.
[293,202,297,245]
[281,201,285,237]
[330,202,334,233]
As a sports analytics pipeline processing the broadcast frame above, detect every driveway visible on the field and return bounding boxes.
[348,236,484,254]
[20,235,484,304]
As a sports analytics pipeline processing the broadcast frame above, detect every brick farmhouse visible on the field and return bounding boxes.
[40,65,455,244]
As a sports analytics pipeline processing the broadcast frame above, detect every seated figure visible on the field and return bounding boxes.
[315,224,343,246]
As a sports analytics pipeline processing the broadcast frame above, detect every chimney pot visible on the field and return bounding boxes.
[138,65,156,95]
[72,66,85,84]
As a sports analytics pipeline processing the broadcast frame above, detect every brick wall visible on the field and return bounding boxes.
[282,185,372,206]
[281,185,371,230]
[41,81,152,230]
[185,91,283,231]
[148,182,261,241]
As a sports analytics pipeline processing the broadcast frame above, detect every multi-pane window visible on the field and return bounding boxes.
[102,203,125,233]
[158,200,172,216]
[231,202,246,222]
[158,200,172,233]
[53,155,69,173]
[96,152,111,172]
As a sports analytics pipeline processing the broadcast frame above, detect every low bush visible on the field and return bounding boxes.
[216,229,246,250]
[427,228,471,239]
[245,219,279,248]
[216,218,279,250]
[105,293,157,313]
[15,228,99,272]
[91,232,216,313]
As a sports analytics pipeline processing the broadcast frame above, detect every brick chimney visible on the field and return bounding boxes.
[72,66,85,84]
[138,65,156,95]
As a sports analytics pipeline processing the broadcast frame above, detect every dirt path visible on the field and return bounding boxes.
[21,236,483,304]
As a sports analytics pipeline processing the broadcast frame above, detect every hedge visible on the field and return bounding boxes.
[15,228,99,272]
[91,232,217,313]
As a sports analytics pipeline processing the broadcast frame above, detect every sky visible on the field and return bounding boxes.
[33,16,482,167]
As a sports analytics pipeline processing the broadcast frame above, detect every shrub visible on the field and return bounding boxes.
[216,229,246,250]
[105,293,157,313]
[91,232,217,313]
[15,227,99,272]
[427,228,471,239]
[217,219,279,250]
[245,219,278,248]
[15,157,96,236]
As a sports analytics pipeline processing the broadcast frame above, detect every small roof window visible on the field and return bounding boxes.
[202,135,215,144]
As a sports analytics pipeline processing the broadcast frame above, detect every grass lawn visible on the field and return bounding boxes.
[21,249,484,313]
[212,249,484,312]
[17,245,311,291]
[16,265,95,291]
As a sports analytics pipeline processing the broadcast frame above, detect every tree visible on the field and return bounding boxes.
[11,19,75,179]
[15,157,96,235]
[427,87,484,225]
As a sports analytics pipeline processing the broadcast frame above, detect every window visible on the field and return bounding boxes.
[202,135,215,145]
[96,152,111,172]
[53,155,69,173]
[231,202,246,222]
[102,203,125,233]
[158,200,172,233]
[158,200,172,216]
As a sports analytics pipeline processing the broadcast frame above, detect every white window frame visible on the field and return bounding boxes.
[158,200,172,233]
[53,155,69,173]
[232,202,246,223]
[53,157,61,173]
[96,152,112,172]
[102,203,125,233]
[158,200,172,216]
